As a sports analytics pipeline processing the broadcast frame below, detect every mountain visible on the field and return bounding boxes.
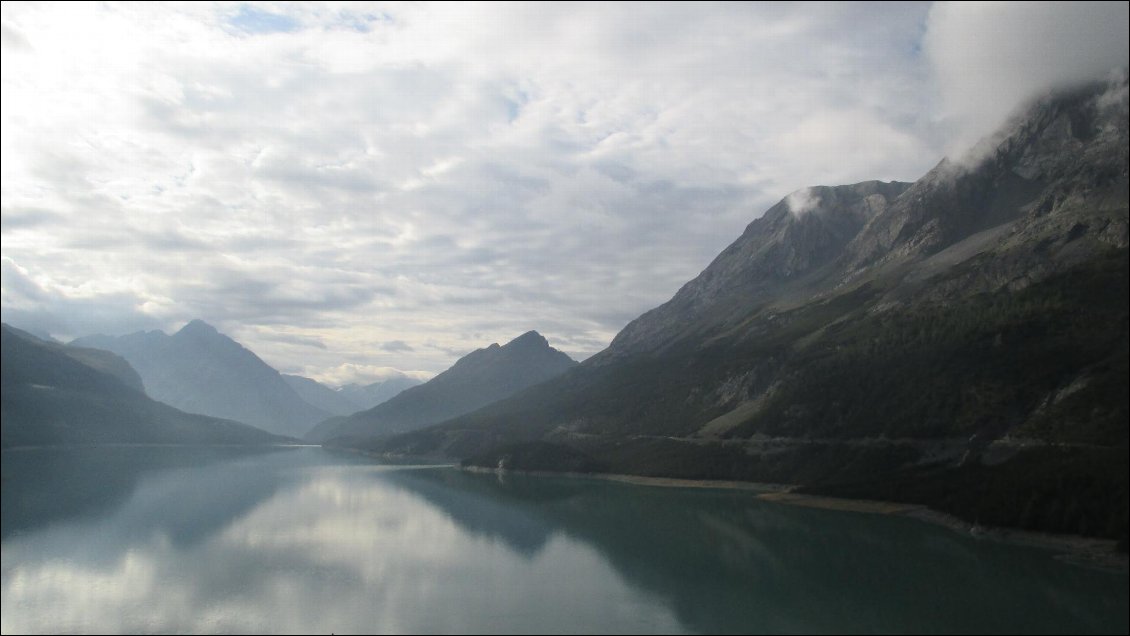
[4,324,145,392]
[282,373,423,416]
[360,77,1129,541]
[73,320,329,438]
[605,180,913,357]
[306,331,576,443]
[282,374,357,415]
[337,376,424,410]
[1,324,287,448]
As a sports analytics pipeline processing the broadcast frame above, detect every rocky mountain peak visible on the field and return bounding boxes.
[601,78,1128,362]
[71,320,328,437]
[970,74,1127,182]
[306,331,576,442]
[504,330,549,350]
[176,319,221,339]
[456,331,553,368]
[843,75,1129,277]
[603,180,910,358]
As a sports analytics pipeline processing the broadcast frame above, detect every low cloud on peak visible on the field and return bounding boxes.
[924,1,1129,157]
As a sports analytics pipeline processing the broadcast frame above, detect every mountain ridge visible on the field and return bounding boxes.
[281,373,423,416]
[4,324,146,392]
[73,320,330,437]
[307,330,576,443]
[603,180,913,359]
[1,323,287,448]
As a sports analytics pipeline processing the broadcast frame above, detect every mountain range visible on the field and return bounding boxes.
[351,78,1129,541]
[73,320,331,438]
[282,373,423,416]
[6,77,1125,542]
[307,331,577,443]
[1,324,286,448]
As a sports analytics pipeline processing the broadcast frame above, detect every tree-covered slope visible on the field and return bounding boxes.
[308,331,575,443]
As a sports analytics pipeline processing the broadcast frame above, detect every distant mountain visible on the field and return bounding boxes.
[73,320,329,438]
[281,373,423,416]
[307,331,576,443]
[8,326,61,344]
[338,376,424,410]
[1,324,286,448]
[281,375,356,415]
[362,78,1129,541]
[5,325,145,392]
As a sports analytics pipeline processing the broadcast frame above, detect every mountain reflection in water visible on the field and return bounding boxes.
[2,447,1126,634]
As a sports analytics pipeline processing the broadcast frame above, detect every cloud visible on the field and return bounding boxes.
[1,206,64,229]
[11,2,1099,378]
[785,189,821,218]
[308,363,434,387]
[225,4,301,35]
[924,1,1130,155]
[381,340,414,353]
[0,21,30,50]
[1,257,168,338]
[770,109,936,189]
[255,331,328,350]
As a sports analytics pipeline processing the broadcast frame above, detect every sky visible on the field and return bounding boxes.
[2,2,1127,385]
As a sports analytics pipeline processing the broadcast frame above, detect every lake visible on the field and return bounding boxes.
[2,446,1126,634]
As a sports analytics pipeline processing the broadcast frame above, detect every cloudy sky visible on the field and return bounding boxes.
[2,2,1127,384]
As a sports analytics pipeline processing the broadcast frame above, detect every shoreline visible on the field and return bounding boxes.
[459,463,1128,572]
[2,442,313,451]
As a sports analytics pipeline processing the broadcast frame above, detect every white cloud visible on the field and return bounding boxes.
[785,189,821,218]
[924,1,1130,155]
[771,109,935,191]
[306,363,434,387]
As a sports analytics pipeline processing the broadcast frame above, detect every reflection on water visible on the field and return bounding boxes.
[2,447,1126,634]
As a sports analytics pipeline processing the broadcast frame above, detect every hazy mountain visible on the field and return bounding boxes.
[4,324,145,392]
[1,324,287,448]
[361,78,1129,541]
[337,376,424,410]
[307,331,576,443]
[281,375,357,415]
[281,373,423,416]
[73,320,329,438]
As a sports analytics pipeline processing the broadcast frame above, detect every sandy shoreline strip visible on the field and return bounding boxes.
[332,450,1128,571]
[756,492,926,515]
[459,463,1128,571]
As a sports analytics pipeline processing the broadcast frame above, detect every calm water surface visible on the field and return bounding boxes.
[2,446,1126,634]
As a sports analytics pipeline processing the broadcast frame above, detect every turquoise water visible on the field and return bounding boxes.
[2,446,1126,634]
